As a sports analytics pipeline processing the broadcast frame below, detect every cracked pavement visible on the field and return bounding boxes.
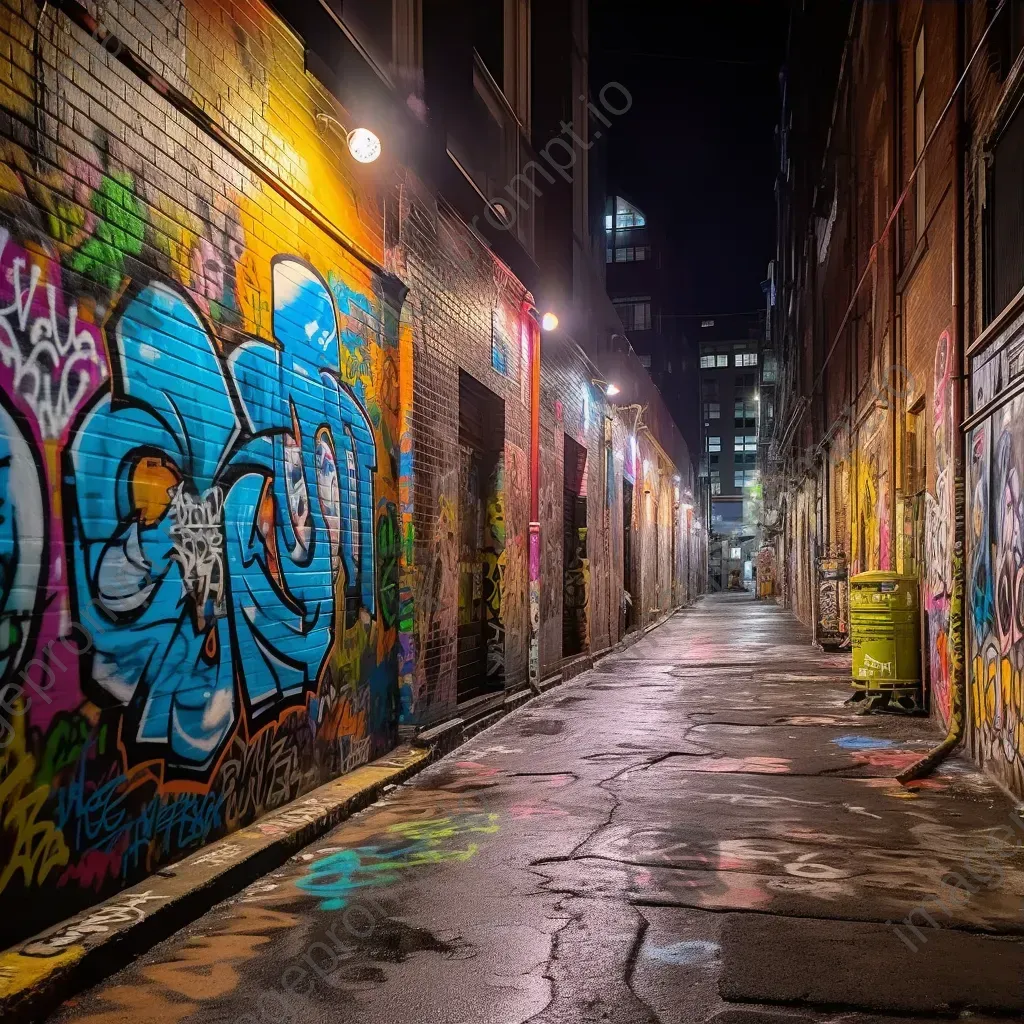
[48,594,1024,1023]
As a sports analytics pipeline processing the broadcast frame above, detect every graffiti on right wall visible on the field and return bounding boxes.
[926,330,955,726]
[967,396,1024,796]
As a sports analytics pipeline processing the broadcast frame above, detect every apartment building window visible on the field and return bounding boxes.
[609,246,651,263]
[708,436,721,453]
[987,86,1024,322]
[762,355,778,383]
[737,469,759,488]
[716,353,728,367]
[703,378,719,399]
[700,354,716,369]
[615,298,652,332]
[605,196,647,232]
[735,435,758,452]
[914,24,926,239]
[735,352,758,367]
[737,373,757,390]
[704,402,720,420]
[711,472,721,496]
[735,400,757,429]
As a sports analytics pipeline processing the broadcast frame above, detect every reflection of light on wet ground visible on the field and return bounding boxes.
[643,939,720,965]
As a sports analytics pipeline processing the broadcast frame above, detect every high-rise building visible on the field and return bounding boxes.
[697,314,764,589]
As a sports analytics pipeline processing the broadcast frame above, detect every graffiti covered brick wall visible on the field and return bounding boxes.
[0,0,405,945]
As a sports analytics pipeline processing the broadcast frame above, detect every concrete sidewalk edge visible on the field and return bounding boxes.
[0,746,435,1024]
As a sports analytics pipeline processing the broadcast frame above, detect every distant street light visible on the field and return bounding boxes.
[541,312,559,331]
[604,383,621,397]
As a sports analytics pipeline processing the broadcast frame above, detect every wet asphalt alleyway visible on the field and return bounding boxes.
[50,595,1024,1024]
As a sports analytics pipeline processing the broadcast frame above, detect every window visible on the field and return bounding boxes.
[701,319,715,328]
[711,472,721,495]
[730,547,742,560]
[762,355,778,383]
[735,435,757,452]
[716,354,729,367]
[605,214,614,232]
[708,436,721,452]
[700,354,715,369]
[710,453,720,467]
[606,247,613,263]
[907,402,927,495]
[704,402,720,420]
[737,469,760,488]
[735,399,757,428]
[703,378,719,399]
[735,352,758,367]
[737,372,757,389]
[986,78,1024,321]
[615,298,652,332]
[737,451,757,466]
[615,196,646,228]
[613,246,652,262]
[914,25,926,239]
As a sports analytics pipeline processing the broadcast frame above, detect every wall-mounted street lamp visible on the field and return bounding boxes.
[592,377,620,397]
[316,114,382,163]
[541,312,559,332]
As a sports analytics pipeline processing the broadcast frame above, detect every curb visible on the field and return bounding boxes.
[0,746,431,1024]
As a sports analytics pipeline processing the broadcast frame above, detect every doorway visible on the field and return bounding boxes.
[457,371,505,703]
[562,434,589,657]
[623,479,636,630]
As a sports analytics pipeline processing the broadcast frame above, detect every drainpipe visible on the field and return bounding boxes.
[898,1,967,784]
[525,302,542,694]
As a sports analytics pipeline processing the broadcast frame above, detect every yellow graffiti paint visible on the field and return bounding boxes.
[0,946,84,1001]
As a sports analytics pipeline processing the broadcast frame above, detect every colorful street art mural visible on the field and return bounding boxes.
[967,401,1024,797]
[926,331,955,726]
[0,168,403,944]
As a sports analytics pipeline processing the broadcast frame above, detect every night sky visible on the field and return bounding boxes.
[590,0,789,317]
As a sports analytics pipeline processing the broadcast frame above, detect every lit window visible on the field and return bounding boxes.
[615,196,646,228]
[711,472,721,495]
[701,319,715,328]
[700,355,715,369]
[615,247,633,262]
[734,400,757,428]
[716,354,728,367]
[605,213,614,231]
[735,352,758,367]
[734,435,757,452]
[708,436,721,452]
[704,402,720,420]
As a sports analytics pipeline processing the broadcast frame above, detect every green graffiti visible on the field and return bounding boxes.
[35,716,106,788]
[377,502,400,629]
[67,172,145,289]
